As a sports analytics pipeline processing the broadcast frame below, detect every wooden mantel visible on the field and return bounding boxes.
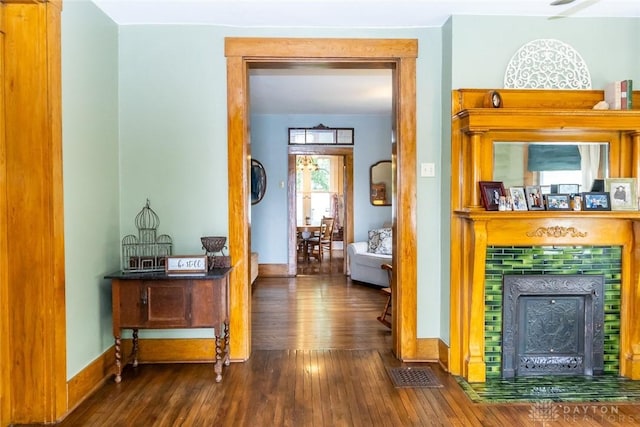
[450,89,640,383]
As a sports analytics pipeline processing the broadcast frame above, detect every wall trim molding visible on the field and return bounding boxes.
[67,338,237,414]
[403,338,449,369]
[258,263,291,277]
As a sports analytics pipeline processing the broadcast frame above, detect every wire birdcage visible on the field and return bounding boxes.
[122,200,172,272]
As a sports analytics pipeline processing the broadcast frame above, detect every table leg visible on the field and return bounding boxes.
[224,321,230,366]
[114,336,122,383]
[214,321,231,382]
[131,329,139,367]
[214,332,224,382]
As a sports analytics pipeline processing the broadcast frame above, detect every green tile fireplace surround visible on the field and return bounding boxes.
[484,245,621,378]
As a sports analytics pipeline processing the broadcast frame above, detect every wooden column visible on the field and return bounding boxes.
[468,131,484,208]
[1,1,67,423]
[394,55,417,359]
[0,6,8,426]
[631,131,640,184]
[226,54,251,361]
[627,220,640,379]
[465,220,487,382]
[626,132,640,380]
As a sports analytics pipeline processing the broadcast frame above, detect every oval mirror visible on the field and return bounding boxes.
[251,159,267,205]
[370,160,391,206]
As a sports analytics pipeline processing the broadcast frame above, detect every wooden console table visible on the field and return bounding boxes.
[105,268,231,383]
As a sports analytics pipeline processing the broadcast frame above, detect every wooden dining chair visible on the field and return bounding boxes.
[296,231,307,261]
[377,263,392,328]
[308,216,334,262]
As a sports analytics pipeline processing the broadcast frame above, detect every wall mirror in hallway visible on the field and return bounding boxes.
[251,159,267,205]
[370,160,391,206]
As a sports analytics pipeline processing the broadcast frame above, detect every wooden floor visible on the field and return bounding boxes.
[56,256,640,426]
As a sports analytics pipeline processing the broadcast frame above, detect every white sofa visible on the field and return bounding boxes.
[347,241,391,287]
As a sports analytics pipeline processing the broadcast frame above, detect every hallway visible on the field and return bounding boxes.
[253,262,391,352]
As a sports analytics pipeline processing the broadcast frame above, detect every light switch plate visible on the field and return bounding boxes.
[421,162,435,177]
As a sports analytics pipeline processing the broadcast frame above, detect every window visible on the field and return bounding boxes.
[296,155,341,225]
[289,124,354,145]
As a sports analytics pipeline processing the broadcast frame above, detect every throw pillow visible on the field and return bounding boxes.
[367,228,392,255]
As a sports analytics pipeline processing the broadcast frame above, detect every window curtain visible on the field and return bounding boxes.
[331,193,342,231]
[527,145,581,171]
[578,145,601,192]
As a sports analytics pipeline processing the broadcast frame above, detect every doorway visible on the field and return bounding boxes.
[290,151,352,276]
[225,37,418,361]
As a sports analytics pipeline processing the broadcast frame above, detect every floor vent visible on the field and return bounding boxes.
[387,367,443,388]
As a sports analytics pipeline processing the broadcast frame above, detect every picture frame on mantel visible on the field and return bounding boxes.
[509,187,528,211]
[605,178,638,211]
[525,185,545,211]
[545,193,571,211]
[479,181,505,211]
[582,192,612,211]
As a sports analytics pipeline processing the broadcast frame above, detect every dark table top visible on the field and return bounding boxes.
[105,267,232,280]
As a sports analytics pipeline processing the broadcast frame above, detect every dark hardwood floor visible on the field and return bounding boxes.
[55,254,640,426]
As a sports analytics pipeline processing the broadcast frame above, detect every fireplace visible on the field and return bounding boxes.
[501,274,604,378]
[450,90,640,383]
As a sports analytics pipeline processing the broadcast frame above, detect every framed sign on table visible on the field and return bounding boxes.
[165,256,208,276]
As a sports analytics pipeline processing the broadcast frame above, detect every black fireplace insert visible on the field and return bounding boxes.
[501,274,604,378]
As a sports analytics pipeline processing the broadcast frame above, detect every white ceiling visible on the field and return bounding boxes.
[93,0,640,28]
[249,67,393,115]
[91,0,640,115]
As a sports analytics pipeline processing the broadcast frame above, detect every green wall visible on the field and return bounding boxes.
[61,1,119,378]
[450,16,640,89]
[60,4,640,380]
[116,25,444,343]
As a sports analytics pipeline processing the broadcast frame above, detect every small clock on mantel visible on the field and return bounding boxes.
[484,90,502,108]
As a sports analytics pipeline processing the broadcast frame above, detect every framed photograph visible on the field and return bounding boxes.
[604,178,637,211]
[509,187,528,211]
[525,185,545,210]
[582,192,612,211]
[557,183,580,195]
[479,181,505,211]
[545,193,571,211]
[540,185,552,195]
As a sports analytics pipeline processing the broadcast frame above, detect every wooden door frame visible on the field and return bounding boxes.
[288,147,353,275]
[225,37,418,361]
[2,1,67,423]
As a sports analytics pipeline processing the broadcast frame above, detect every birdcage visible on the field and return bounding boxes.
[122,200,173,272]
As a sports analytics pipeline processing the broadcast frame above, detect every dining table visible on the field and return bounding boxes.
[297,225,322,263]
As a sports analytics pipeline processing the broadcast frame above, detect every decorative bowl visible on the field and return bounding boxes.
[201,236,227,253]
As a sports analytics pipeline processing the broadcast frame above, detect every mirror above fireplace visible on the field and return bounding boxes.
[493,142,609,192]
